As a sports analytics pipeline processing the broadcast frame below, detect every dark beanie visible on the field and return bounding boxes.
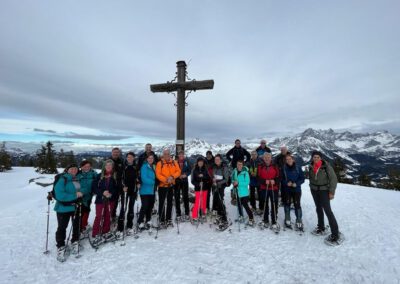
[80,160,92,168]
[206,150,213,156]
[197,156,206,163]
[126,151,136,157]
[311,150,323,158]
[65,163,78,172]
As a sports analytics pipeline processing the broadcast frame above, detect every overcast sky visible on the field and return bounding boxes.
[1,0,399,144]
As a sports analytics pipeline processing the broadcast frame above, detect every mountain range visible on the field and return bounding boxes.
[3,128,400,181]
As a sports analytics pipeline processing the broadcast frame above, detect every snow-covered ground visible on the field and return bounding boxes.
[0,168,399,284]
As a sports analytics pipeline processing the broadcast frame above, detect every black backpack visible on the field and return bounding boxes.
[50,173,76,206]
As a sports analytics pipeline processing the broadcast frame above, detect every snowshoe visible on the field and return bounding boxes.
[191,218,199,225]
[246,219,256,227]
[166,220,174,228]
[270,223,280,234]
[80,226,91,240]
[216,220,232,232]
[284,220,293,230]
[324,233,344,246]
[182,215,190,222]
[57,246,66,262]
[235,216,245,223]
[295,221,304,231]
[71,241,83,255]
[200,216,207,224]
[145,221,152,230]
[255,209,263,216]
[311,226,329,236]
[89,235,104,249]
[114,231,124,240]
[213,216,222,225]
[158,221,167,229]
[258,221,270,230]
[138,223,146,232]
[103,232,116,242]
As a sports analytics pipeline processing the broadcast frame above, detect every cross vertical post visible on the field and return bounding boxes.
[150,61,214,156]
[176,61,186,155]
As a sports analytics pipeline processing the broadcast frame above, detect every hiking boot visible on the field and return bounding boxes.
[71,241,83,255]
[145,221,152,229]
[138,223,145,230]
[57,246,66,262]
[311,227,327,236]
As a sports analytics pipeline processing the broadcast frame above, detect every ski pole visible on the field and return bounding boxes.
[99,197,107,238]
[209,184,216,228]
[236,187,242,232]
[155,189,167,239]
[121,191,128,246]
[262,183,269,224]
[173,188,180,235]
[66,200,79,249]
[218,184,228,222]
[271,182,279,230]
[107,197,113,235]
[76,199,82,258]
[196,179,203,229]
[43,192,52,254]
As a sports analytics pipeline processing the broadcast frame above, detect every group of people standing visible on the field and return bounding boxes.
[52,139,342,262]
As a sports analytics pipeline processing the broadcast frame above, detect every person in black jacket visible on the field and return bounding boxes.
[191,157,211,222]
[226,139,251,169]
[274,145,291,207]
[175,150,192,221]
[138,143,159,169]
[210,154,230,224]
[274,145,291,170]
[116,152,139,237]
[109,147,124,218]
[205,150,215,212]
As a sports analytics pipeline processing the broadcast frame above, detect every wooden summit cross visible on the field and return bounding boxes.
[150,61,214,156]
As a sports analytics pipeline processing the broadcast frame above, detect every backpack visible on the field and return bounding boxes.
[155,160,178,186]
[50,173,76,206]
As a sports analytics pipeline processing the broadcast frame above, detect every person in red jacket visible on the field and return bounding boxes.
[257,152,280,230]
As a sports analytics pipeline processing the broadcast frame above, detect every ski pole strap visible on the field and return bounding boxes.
[46,192,53,201]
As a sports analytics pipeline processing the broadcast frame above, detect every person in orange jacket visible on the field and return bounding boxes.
[155,148,181,227]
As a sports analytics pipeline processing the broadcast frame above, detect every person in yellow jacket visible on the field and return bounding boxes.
[155,149,181,227]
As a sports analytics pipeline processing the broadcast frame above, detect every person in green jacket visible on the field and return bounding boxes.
[231,160,255,226]
[54,164,83,262]
[77,160,97,236]
[309,150,341,245]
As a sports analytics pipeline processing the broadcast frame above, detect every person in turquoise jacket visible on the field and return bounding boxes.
[54,163,83,262]
[138,154,156,229]
[231,160,255,225]
[76,160,97,234]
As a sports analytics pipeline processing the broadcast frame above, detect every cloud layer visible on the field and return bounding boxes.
[1,1,399,143]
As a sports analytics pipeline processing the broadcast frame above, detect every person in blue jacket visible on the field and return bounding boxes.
[281,154,305,230]
[231,160,255,226]
[138,154,157,229]
[54,164,85,262]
